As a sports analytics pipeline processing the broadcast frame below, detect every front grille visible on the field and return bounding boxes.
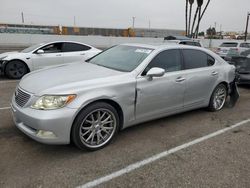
[15,88,31,107]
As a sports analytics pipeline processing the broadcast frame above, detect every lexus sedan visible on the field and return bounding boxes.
[0,41,101,79]
[11,44,237,150]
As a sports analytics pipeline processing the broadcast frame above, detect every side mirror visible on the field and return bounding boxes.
[36,49,44,54]
[146,67,165,78]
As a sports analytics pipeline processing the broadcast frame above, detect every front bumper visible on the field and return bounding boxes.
[11,97,78,144]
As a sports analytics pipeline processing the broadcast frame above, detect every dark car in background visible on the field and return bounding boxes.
[225,49,250,84]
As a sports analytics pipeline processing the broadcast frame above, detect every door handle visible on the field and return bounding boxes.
[56,54,62,56]
[211,71,218,76]
[80,53,85,55]
[175,77,186,82]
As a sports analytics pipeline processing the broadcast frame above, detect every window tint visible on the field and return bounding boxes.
[144,49,182,74]
[220,42,238,47]
[62,42,91,52]
[40,43,63,53]
[183,49,214,69]
[207,55,215,66]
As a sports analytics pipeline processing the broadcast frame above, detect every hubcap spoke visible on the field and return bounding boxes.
[79,109,116,148]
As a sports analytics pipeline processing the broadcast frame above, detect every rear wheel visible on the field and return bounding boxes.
[71,102,120,151]
[208,84,227,111]
[5,60,28,79]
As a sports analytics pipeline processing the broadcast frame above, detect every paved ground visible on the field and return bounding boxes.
[0,78,250,188]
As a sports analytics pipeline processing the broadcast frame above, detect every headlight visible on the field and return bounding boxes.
[31,95,76,110]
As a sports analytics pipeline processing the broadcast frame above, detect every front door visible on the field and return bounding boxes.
[136,49,186,120]
[31,42,64,70]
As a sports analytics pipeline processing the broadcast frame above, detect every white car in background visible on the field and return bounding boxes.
[216,41,250,58]
[0,41,101,79]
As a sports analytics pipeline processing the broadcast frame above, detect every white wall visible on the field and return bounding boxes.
[0,33,249,49]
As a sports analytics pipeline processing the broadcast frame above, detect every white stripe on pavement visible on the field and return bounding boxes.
[77,118,250,188]
[0,107,11,110]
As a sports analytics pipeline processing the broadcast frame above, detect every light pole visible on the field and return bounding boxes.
[132,17,136,29]
[244,12,250,41]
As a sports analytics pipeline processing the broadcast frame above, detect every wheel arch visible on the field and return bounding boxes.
[4,59,30,74]
[71,98,124,139]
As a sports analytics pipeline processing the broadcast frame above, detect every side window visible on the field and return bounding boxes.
[40,43,63,53]
[183,49,213,69]
[62,42,91,52]
[143,49,182,75]
[207,55,215,66]
[240,43,247,48]
[240,43,250,48]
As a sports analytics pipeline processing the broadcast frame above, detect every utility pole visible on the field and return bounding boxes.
[220,24,222,39]
[132,17,136,29]
[244,12,250,41]
[74,16,76,26]
[21,12,24,24]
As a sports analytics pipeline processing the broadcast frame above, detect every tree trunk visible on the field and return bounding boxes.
[191,7,199,38]
[188,4,193,36]
[195,7,201,38]
[194,0,211,35]
[185,0,188,36]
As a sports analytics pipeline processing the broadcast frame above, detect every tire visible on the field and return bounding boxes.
[5,60,28,79]
[208,84,228,112]
[71,102,120,151]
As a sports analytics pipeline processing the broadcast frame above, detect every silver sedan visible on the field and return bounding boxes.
[11,43,237,150]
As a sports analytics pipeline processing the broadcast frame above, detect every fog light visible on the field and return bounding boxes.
[36,130,56,139]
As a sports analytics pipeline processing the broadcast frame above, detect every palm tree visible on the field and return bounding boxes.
[190,4,199,37]
[185,0,188,36]
[194,0,211,36]
[188,0,194,36]
[195,0,204,38]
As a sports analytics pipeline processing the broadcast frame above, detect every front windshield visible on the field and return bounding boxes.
[88,45,153,72]
[21,43,44,53]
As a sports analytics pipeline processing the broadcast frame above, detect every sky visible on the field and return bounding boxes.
[0,0,249,32]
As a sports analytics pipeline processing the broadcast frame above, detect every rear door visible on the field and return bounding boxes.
[62,42,93,63]
[136,49,186,120]
[181,49,218,108]
[31,42,64,69]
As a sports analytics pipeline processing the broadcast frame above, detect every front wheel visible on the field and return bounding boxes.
[5,60,28,79]
[71,102,120,151]
[208,84,227,111]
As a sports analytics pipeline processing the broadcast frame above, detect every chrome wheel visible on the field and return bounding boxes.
[79,108,117,148]
[213,86,226,110]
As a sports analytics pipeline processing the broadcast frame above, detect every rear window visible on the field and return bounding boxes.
[220,43,238,47]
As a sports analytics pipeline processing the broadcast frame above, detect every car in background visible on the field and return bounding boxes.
[225,49,250,84]
[216,41,250,58]
[11,43,237,150]
[165,39,203,47]
[0,41,101,79]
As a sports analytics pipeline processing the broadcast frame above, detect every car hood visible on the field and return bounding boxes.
[19,62,124,94]
[0,51,30,60]
[0,51,19,58]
